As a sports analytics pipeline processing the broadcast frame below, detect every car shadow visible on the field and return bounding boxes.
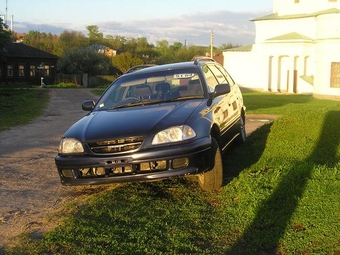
[223,122,273,185]
[225,110,339,254]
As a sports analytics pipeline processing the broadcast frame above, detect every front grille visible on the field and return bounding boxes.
[76,160,168,178]
[88,136,144,154]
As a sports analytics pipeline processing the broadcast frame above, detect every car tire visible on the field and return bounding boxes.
[236,113,246,144]
[198,138,223,191]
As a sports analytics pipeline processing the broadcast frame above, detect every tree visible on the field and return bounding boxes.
[174,44,205,62]
[22,30,59,55]
[132,37,158,64]
[58,47,112,75]
[112,52,143,73]
[154,40,205,64]
[0,17,11,61]
[218,42,241,54]
[105,35,126,50]
[155,40,174,64]
[170,42,183,51]
[86,25,103,44]
[56,30,89,56]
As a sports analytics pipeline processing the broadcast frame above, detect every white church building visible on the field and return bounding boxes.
[223,0,340,100]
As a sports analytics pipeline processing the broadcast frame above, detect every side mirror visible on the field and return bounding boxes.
[82,100,95,111]
[212,84,231,98]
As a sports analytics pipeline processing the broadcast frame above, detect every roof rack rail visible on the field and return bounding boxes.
[193,56,216,65]
[125,64,156,73]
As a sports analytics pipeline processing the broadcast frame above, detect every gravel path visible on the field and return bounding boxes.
[0,89,277,249]
[0,89,99,249]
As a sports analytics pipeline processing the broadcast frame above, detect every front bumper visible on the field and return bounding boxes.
[55,137,212,186]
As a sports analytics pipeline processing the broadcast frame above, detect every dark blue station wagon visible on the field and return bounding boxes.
[55,57,246,190]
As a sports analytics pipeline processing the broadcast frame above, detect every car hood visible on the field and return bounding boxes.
[63,100,204,142]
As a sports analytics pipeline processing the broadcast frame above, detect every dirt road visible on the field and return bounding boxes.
[0,89,99,248]
[0,89,276,249]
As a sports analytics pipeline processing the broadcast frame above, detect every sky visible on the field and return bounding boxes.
[1,0,273,46]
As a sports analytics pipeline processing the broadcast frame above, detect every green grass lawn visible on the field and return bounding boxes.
[0,88,49,131]
[4,91,340,254]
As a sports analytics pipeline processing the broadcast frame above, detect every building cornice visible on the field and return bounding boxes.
[251,8,340,21]
[266,32,314,42]
[224,45,253,52]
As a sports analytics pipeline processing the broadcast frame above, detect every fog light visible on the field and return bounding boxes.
[172,158,189,169]
[94,167,106,176]
[62,169,74,178]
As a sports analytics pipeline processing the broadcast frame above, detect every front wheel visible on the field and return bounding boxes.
[197,138,223,191]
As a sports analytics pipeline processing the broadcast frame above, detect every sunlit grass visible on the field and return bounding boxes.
[45,83,82,88]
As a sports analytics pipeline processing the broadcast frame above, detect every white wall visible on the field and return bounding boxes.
[314,39,340,97]
[223,51,262,90]
[316,13,340,39]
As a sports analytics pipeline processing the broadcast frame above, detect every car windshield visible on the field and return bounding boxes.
[94,68,204,110]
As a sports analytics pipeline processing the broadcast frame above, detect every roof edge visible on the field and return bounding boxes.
[251,8,340,21]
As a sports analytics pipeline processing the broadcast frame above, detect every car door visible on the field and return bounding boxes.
[216,65,241,127]
[202,64,235,147]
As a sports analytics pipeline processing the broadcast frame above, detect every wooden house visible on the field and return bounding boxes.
[0,42,58,85]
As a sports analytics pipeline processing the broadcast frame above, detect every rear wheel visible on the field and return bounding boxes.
[198,138,223,191]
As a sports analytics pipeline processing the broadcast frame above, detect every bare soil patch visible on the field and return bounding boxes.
[0,89,99,249]
[0,89,277,249]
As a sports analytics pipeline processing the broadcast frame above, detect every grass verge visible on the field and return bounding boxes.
[0,88,49,131]
[4,92,340,254]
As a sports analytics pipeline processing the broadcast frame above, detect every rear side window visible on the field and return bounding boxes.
[202,64,228,93]
[216,65,235,86]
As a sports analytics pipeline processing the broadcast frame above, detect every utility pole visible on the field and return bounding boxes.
[5,0,7,25]
[210,24,223,58]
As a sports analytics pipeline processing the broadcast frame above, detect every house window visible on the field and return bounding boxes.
[7,65,13,77]
[30,65,36,76]
[18,65,25,77]
[44,65,50,76]
[330,62,340,88]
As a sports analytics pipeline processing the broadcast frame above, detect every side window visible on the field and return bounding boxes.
[209,65,228,84]
[216,65,235,85]
[202,64,227,93]
[202,65,219,93]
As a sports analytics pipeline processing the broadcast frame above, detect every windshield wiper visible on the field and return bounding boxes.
[107,100,160,110]
[161,95,204,102]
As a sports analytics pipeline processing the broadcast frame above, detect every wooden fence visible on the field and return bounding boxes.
[56,74,117,88]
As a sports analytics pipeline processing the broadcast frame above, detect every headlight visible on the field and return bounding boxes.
[58,138,84,154]
[152,125,196,145]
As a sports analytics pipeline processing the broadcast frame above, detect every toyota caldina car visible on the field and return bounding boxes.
[55,57,246,191]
